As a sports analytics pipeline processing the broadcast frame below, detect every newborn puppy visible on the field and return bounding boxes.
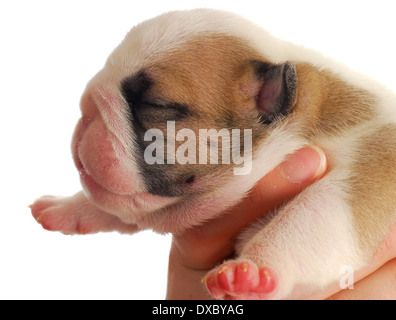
[31,9,396,299]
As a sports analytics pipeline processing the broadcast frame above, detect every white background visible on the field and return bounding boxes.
[1,0,395,299]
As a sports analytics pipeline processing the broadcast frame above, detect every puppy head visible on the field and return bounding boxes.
[72,9,298,229]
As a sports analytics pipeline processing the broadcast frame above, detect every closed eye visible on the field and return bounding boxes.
[134,101,191,124]
[141,101,191,120]
[131,101,191,130]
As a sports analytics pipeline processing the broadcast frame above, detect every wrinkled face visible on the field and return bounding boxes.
[71,11,297,224]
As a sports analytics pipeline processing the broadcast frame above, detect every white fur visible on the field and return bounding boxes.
[237,173,364,299]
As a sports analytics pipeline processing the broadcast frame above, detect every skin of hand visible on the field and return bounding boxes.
[166,146,396,300]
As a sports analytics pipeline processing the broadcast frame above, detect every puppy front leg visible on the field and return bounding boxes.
[205,176,365,300]
[30,191,138,235]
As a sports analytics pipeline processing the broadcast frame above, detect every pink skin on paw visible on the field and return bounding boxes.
[30,192,138,235]
[205,260,276,300]
[31,195,82,234]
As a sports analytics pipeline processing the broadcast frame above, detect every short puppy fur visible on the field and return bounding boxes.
[31,9,396,299]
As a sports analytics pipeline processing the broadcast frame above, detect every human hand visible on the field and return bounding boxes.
[166,146,326,299]
[166,145,396,300]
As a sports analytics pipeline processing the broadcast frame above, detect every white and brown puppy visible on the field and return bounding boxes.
[31,9,396,299]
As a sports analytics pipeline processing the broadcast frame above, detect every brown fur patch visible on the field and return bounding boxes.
[348,124,396,256]
[147,34,264,129]
[293,64,394,257]
[293,63,377,139]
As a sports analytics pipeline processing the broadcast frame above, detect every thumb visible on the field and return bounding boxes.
[248,145,327,213]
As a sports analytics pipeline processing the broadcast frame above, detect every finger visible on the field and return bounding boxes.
[250,145,327,214]
[328,258,396,300]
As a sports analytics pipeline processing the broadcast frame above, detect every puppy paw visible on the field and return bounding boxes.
[30,191,138,235]
[30,195,89,234]
[204,260,276,300]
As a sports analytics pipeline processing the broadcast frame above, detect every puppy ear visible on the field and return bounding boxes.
[249,61,297,124]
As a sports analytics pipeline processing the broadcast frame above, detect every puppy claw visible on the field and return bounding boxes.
[242,262,248,272]
[78,225,87,235]
[30,195,80,234]
[218,265,229,275]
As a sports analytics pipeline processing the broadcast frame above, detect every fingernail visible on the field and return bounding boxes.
[278,146,327,183]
